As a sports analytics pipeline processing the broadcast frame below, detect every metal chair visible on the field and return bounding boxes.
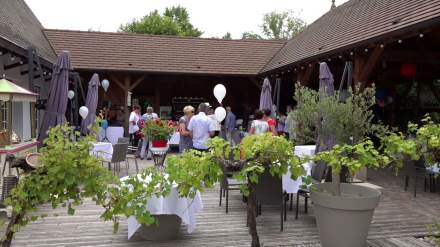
[103,143,128,175]
[404,159,434,197]
[118,137,139,174]
[295,162,327,219]
[219,171,244,213]
[254,170,286,231]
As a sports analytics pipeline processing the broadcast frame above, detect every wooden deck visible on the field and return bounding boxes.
[6,161,440,247]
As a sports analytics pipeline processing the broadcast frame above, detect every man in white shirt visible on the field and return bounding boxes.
[139,107,159,160]
[188,103,216,151]
[128,105,141,145]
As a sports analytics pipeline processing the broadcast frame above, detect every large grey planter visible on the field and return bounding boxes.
[134,214,182,240]
[310,183,381,247]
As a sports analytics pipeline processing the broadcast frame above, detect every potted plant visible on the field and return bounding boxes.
[289,83,389,247]
[310,140,390,247]
[142,119,174,148]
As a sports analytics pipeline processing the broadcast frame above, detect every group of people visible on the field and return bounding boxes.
[178,103,236,152]
[128,105,159,159]
[128,102,291,157]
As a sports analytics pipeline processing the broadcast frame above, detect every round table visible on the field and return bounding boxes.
[282,145,316,193]
[91,142,113,161]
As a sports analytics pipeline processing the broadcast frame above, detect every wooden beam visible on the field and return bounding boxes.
[353,53,366,84]
[297,66,314,86]
[128,74,146,91]
[109,75,126,90]
[359,47,384,88]
[122,75,131,135]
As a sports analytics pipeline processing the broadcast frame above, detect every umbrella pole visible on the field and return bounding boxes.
[7,96,12,145]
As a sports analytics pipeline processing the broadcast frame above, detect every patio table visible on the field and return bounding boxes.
[91,142,113,161]
[282,145,316,193]
[122,174,203,239]
[98,127,124,145]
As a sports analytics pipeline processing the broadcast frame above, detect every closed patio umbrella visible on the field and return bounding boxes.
[37,51,71,147]
[259,77,273,111]
[80,73,100,135]
[317,62,336,153]
[319,62,334,99]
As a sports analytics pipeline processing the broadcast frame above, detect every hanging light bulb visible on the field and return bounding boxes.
[364,48,369,52]
[419,33,424,38]
[380,44,385,48]
[398,39,403,43]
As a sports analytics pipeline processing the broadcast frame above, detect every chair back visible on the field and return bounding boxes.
[117,137,130,144]
[111,143,129,163]
[311,162,327,183]
[255,170,283,206]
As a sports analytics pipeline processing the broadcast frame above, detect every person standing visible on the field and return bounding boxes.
[224,106,236,146]
[128,105,141,146]
[249,110,269,135]
[207,105,221,137]
[138,107,159,160]
[178,105,195,152]
[263,109,278,136]
[188,103,216,151]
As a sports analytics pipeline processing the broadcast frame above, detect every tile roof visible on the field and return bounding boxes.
[44,29,285,75]
[0,0,56,63]
[262,0,440,73]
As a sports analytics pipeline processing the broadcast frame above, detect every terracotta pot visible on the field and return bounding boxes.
[152,140,168,148]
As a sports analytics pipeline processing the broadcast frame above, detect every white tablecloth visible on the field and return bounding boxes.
[99,127,124,145]
[122,175,203,239]
[169,132,180,145]
[91,142,113,161]
[282,145,316,194]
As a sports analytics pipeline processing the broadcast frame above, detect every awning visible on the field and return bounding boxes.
[0,78,38,102]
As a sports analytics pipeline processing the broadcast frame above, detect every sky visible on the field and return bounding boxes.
[25,0,348,39]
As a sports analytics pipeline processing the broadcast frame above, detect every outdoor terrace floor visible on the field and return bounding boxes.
[8,160,440,247]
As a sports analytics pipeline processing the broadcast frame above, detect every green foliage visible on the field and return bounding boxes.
[313,139,391,177]
[242,10,306,40]
[380,114,440,170]
[222,32,232,40]
[241,32,263,40]
[262,11,306,40]
[142,119,174,141]
[289,83,379,146]
[119,6,202,37]
[3,123,116,236]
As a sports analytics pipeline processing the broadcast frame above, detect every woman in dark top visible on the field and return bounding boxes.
[179,105,195,152]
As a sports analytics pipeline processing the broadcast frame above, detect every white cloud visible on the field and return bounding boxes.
[26,0,348,38]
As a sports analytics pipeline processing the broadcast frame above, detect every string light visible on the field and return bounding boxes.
[350,51,354,56]
[338,55,342,59]
[380,44,385,48]
[364,48,369,52]
[419,33,424,38]
[328,58,331,62]
[308,64,312,67]
[398,39,403,43]
[301,66,304,70]
[10,56,15,61]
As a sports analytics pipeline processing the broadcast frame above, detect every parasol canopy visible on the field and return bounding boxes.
[259,77,273,111]
[80,73,100,135]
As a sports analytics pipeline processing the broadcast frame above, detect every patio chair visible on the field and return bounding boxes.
[254,170,286,231]
[219,169,245,214]
[295,162,327,219]
[118,137,139,174]
[103,142,129,175]
[404,159,434,197]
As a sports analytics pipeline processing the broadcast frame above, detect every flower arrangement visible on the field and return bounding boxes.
[142,119,174,141]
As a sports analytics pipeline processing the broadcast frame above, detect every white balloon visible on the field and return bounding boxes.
[214,107,226,122]
[67,90,75,100]
[213,84,226,104]
[79,106,89,119]
[102,79,110,92]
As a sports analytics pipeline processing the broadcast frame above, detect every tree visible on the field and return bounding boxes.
[242,10,306,40]
[241,31,263,40]
[222,32,232,39]
[119,6,202,37]
[262,11,306,40]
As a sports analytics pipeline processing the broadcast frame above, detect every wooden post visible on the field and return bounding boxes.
[154,82,160,114]
[123,76,131,135]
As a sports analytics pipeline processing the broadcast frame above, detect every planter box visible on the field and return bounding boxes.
[152,140,168,148]
[311,183,381,247]
[133,214,182,241]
